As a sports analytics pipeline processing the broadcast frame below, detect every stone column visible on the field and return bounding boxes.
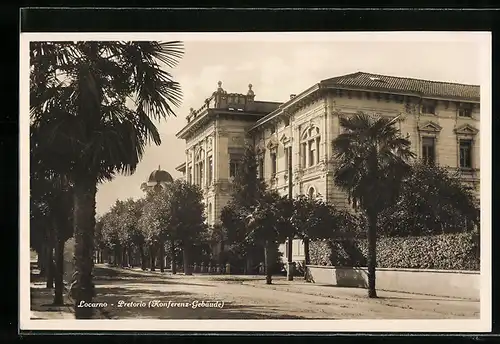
[185,149,190,183]
[204,139,209,188]
[191,146,196,185]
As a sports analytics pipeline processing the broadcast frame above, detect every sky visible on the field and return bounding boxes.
[94,33,487,216]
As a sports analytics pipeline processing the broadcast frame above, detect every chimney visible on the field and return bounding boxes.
[290,94,296,100]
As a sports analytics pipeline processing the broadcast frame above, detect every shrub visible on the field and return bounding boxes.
[309,231,479,271]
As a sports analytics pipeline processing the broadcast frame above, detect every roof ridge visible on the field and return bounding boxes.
[358,71,479,88]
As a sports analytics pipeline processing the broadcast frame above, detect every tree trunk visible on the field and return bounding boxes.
[39,245,47,277]
[170,240,177,274]
[37,247,45,275]
[265,241,272,284]
[159,238,165,273]
[72,175,98,319]
[303,237,310,279]
[150,244,156,271]
[139,245,146,270]
[286,237,293,281]
[183,242,192,275]
[99,250,104,264]
[46,244,54,289]
[53,235,65,305]
[245,255,252,275]
[128,248,133,268]
[367,211,378,298]
[122,247,127,267]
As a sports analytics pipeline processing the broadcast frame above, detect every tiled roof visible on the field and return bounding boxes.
[321,72,480,101]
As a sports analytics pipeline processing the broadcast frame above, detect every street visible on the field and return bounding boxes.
[90,265,480,319]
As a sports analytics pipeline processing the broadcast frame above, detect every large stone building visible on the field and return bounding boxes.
[176,72,480,262]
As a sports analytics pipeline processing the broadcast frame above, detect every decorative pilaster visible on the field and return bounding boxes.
[204,139,209,189]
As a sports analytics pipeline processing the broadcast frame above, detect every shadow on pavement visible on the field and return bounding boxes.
[93,266,307,319]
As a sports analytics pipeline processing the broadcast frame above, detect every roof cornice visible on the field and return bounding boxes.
[248,83,320,131]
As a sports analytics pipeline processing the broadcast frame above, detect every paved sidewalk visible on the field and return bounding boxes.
[29,262,109,320]
[30,270,75,320]
[240,278,475,301]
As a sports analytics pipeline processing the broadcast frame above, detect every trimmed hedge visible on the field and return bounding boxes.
[309,231,480,271]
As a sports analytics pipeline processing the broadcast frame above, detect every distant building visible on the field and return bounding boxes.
[141,166,174,192]
[176,72,480,263]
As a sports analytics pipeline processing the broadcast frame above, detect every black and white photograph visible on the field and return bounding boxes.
[20,31,491,332]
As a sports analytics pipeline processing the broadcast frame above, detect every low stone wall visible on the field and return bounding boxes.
[306,265,480,300]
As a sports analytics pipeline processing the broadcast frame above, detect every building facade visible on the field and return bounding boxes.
[176,72,480,263]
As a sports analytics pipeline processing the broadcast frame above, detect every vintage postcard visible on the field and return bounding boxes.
[20,31,492,333]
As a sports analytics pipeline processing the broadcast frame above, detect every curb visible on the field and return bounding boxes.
[240,281,350,301]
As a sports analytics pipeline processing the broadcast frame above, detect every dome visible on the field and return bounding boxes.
[147,166,174,184]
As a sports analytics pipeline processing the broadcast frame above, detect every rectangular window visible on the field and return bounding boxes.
[308,140,315,167]
[188,167,192,184]
[208,156,213,185]
[316,137,321,164]
[421,137,436,166]
[229,160,239,178]
[459,139,472,168]
[459,105,473,118]
[284,117,290,127]
[199,162,205,186]
[271,152,277,176]
[301,143,307,167]
[284,147,290,170]
[422,102,436,114]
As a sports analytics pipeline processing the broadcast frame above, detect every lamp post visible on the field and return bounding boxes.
[286,147,294,281]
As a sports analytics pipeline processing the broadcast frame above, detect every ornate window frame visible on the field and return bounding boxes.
[266,137,278,179]
[417,121,442,165]
[195,148,205,187]
[454,124,479,170]
[300,123,321,168]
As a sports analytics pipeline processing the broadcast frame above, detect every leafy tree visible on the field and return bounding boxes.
[125,198,148,269]
[332,112,414,298]
[167,180,207,275]
[101,204,126,266]
[231,143,267,208]
[30,41,183,318]
[291,196,356,266]
[379,162,480,237]
[221,144,268,272]
[138,189,171,272]
[94,217,105,263]
[244,191,296,284]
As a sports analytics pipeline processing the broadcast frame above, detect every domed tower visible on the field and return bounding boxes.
[140,165,174,192]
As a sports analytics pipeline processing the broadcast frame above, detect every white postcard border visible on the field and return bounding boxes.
[19,31,492,333]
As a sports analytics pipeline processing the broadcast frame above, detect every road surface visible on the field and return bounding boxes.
[91,265,480,320]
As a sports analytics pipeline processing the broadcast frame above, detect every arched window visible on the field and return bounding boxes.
[308,187,316,199]
[300,126,321,168]
[195,149,205,187]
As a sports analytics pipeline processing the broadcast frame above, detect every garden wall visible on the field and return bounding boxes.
[309,232,480,271]
[305,265,480,300]
[307,232,480,299]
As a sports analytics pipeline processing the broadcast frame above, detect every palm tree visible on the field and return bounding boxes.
[31,135,74,305]
[30,41,183,318]
[332,112,414,298]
